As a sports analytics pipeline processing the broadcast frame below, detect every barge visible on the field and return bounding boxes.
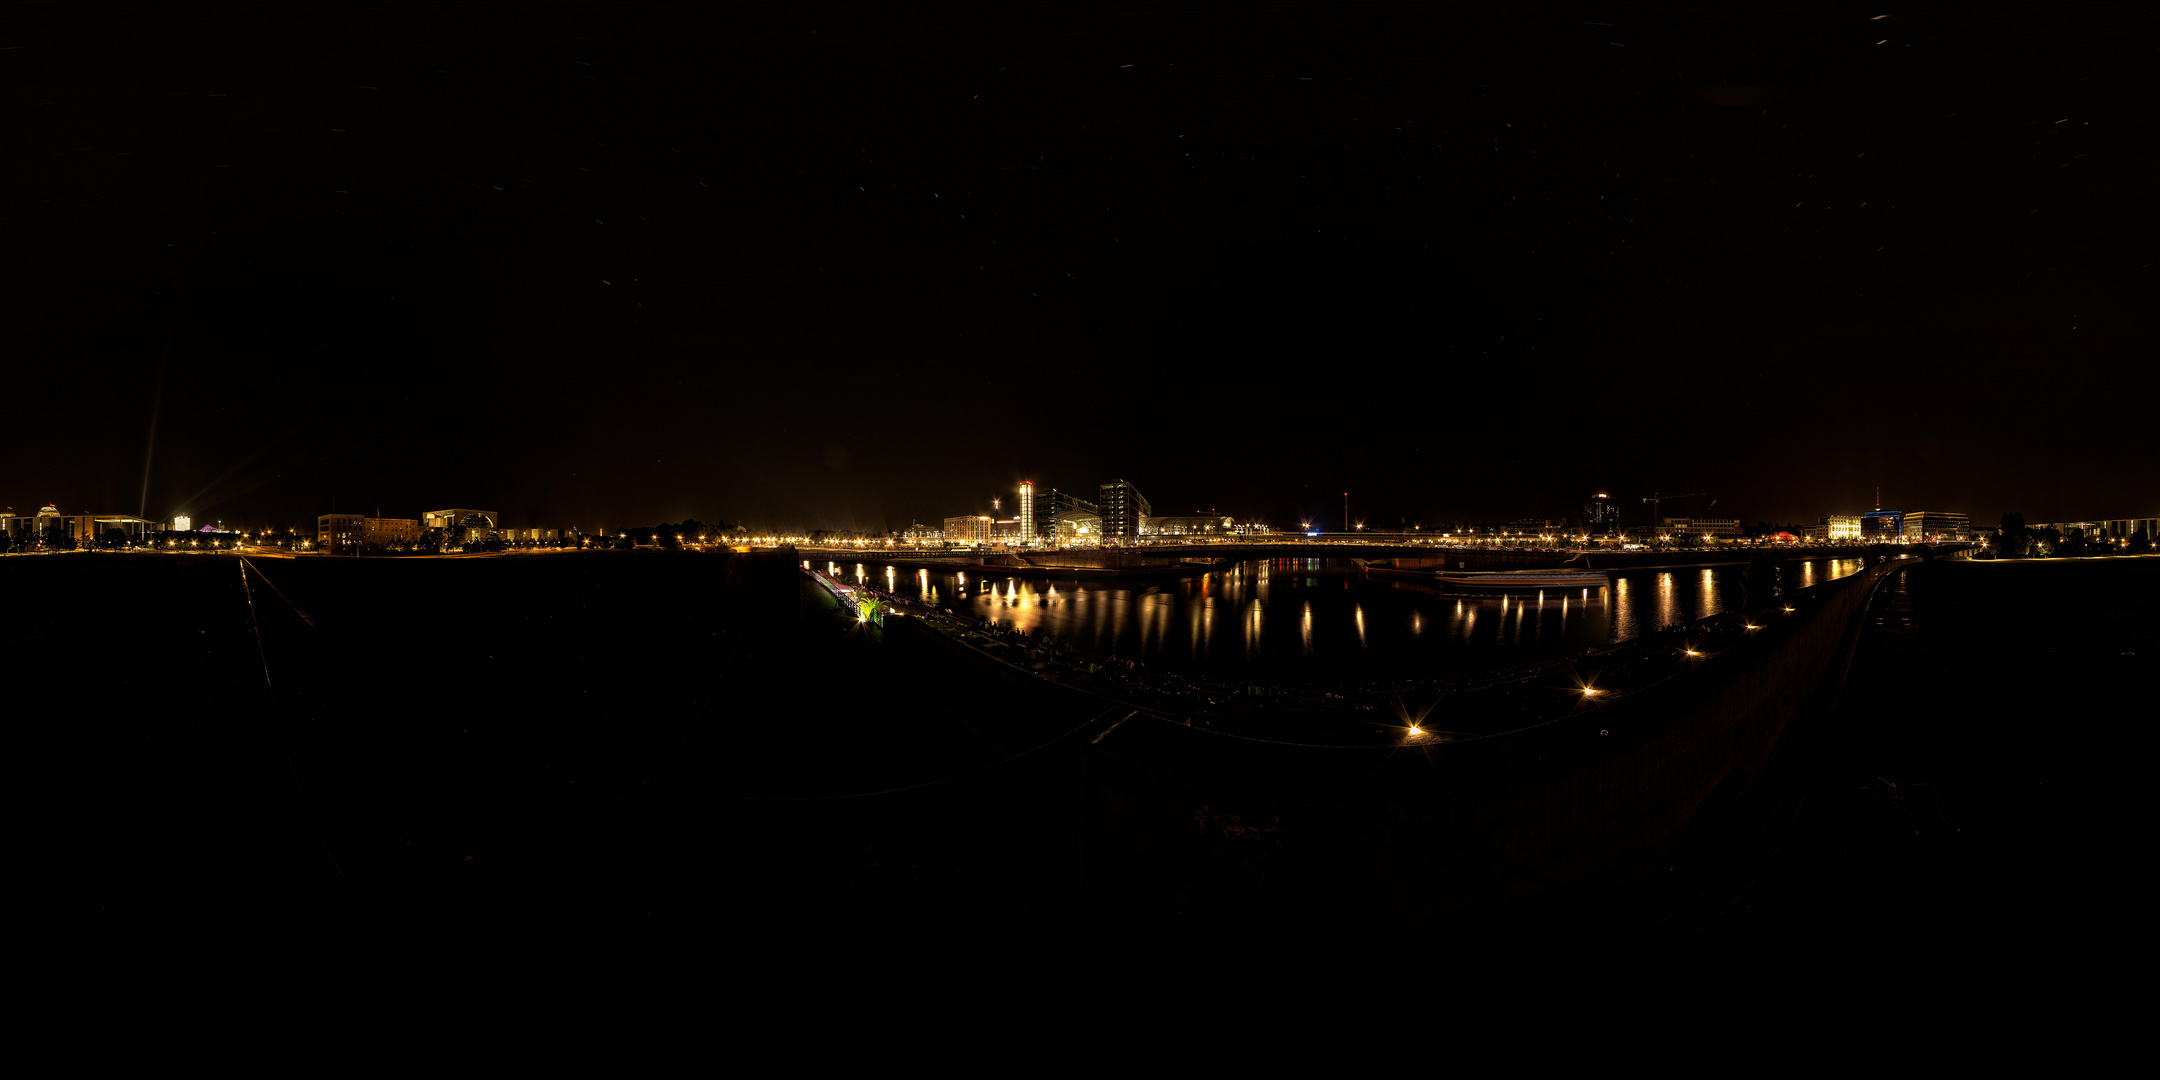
[1367,565,1614,593]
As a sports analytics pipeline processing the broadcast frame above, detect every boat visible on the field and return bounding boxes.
[1432,569,1612,594]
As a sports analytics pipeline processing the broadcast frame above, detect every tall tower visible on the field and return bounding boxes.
[1098,479,1151,541]
[1018,481,1035,542]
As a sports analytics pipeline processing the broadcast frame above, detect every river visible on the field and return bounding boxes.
[819,556,1866,682]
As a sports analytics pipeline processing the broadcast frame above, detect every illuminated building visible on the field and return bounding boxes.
[422,508,498,530]
[898,522,943,543]
[1861,509,1904,540]
[1026,487,1102,544]
[318,514,364,552]
[1900,511,1971,542]
[12,506,161,546]
[0,508,34,543]
[172,515,193,532]
[1581,493,1621,537]
[317,513,422,553]
[1098,479,1151,542]
[1143,514,1238,538]
[943,515,993,543]
[2031,517,2158,545]
[1510,517,1571,536]
[1053,510,1101,539]
[1807,515,1863,542]
[1661,517,1741,540]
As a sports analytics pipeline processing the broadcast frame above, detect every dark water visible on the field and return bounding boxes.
[820,556,1867,682]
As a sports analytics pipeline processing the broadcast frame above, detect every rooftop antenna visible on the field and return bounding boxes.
[1344,492,1349,533]
[1875,485,1881,511]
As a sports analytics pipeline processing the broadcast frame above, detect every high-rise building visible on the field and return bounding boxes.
[1098,479,1151,542]
[1025,486,1101,543]
[1581,492,1621,537]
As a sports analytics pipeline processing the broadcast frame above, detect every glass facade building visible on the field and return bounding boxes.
[1901,511,1971,542]
[1025,485,1101,544]
[1098,479,1150,542]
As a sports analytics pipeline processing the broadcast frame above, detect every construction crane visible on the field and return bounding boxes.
[1643,492,1715,529]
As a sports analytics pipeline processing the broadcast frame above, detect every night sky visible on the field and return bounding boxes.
[7,2,2152,534]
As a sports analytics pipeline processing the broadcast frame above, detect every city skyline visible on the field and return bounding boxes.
[6,6,2151,536]
[9,478,2099,541]
[12,0,2151,962]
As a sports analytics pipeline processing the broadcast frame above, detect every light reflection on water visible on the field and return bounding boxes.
[841,557,1866,681]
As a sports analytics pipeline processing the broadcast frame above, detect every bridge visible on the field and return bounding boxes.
[793,540,1978,574]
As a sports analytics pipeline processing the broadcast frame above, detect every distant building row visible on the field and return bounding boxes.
[1799,510,1970,542]
[315,508,575,553]
[1,504,161,546]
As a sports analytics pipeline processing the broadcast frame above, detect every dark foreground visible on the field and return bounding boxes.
[1694,556,2154,945]
[25,551,2150,959]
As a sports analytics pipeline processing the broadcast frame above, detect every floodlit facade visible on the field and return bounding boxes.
[0,508,35,542]
[943,515,993,543]
[1813,515,1863,542]
[1662,517,1740,540]
[1901,511,1971,542]
[1053,510,1101,539]
[1144,515,1237,538]
[317,514,421,552]
[33,511,161,545]
[422,508,498,530]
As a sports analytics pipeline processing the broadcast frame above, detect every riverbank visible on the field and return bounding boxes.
[799,548,1227,579]
[848,552,1902,744]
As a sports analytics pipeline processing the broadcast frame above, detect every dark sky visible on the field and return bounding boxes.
[6,2,2153,534]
